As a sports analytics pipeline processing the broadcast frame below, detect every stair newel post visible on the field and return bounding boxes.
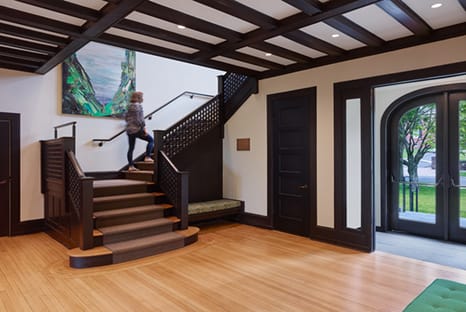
[179,172,189,230]
[153,130,165,183]
[217,74,225,139]
[80,177,94,250]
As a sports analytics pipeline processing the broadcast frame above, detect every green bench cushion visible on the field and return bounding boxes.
[188,199,242,215]
[404,279,466,312]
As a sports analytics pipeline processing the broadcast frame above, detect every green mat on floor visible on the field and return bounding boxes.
[404,279,466,312]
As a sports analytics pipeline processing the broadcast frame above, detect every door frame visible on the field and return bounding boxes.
[381,84,466,240]
[267,87,316,237]
[0,112,20,236]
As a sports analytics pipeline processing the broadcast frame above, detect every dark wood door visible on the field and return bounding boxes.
[269,88,316,237]
[0,113,20,236]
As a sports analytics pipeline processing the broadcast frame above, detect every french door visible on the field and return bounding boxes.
[389,87,466,242]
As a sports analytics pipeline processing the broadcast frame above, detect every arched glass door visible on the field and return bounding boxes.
[389,88,466,243]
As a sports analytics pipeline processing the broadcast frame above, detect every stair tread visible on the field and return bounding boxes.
[93,192,164,203]
[106,232,183,253]
[98,218,174,235]
[93,179,153,188]
[68,246,112,258]
[93,204,172,219]
[176,226,200,238]
[123,170,153,174]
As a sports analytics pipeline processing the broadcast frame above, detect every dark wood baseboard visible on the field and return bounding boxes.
[239,212,272,229]
[12,219,45,236]
[311,225,372,252]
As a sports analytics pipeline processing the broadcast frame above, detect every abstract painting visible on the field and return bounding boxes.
[62,42,136,118]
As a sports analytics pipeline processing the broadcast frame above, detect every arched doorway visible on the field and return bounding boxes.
[383,84,466,243]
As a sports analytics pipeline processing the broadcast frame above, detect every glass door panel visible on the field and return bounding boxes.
[397,103,437,224]
[458,99,466,229]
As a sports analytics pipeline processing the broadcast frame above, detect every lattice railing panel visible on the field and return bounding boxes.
[66,154,82,219]
[159,153,178,208]
[162,96,220,157]
[223,72,248,103]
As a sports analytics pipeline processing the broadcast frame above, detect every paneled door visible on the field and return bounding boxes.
[0,113,20,236]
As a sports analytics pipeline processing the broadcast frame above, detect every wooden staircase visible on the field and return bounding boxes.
[68,160,199,268]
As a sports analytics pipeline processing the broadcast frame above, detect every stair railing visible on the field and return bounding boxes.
[54,121,76,139]
[157,151,188,230]
[92,91,213,146]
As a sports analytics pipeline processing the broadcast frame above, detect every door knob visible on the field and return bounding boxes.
[0,177,11,185]
[298,184,308,189]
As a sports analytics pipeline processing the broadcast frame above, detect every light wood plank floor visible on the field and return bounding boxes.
[1,222,466,312]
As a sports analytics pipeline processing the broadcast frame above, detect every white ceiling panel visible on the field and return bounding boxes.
[266,36,327,59]
[66,0,107,11]
[212,56,269,72]
[235,0,300,19]
[402,0,466,29]
[300,22,366,50]
[2,0,85,26]
[0,33,57,47]
[106,28,199,54]
[344,4,414,41]
[0,20,69,38]
[237,47,296,66]
[126,12,225,45]
[150,0,258,33]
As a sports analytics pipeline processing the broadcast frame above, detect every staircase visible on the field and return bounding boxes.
[68,160,199,268]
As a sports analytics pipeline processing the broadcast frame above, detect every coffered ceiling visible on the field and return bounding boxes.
[1,0,465,79]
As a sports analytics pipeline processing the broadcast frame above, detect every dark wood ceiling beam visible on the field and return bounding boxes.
[326,16,385,46]
[249,41,313,63]
[0,22,69,47]
[0,62,37,72]
[115,19,214,51]
[281,0,322,15]
[96,33,260,77]
[37,0,147,74]
[0,55,42,69]
[193,0,278,29]
[0,6,83,37]
[0,46,49,62]
[15,0,101,22]
[192,0,380,61]
[377,0,431,36]
[137,1,242,42]
[259,21,466,79]
[0,35,58,55]
[284,30,345,56]
[223,51,284,70]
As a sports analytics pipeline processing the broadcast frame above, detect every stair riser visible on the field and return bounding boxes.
[135,163,155,171]
[94,197,163,211]
[103,223,173,244]
[95,210,165,228]
[124,172,154,182]
[112,239,184,264]
[93,184,153,197]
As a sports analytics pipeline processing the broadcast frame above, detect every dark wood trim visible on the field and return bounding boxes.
[12,219,45,236]
[377,0,432,36]
[239,213,273,229]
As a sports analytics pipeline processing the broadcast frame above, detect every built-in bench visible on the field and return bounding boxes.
[188,199,244,223]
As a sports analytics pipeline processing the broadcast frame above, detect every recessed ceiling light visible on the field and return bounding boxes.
[332,34,340,38]
[431,3,442,8]
[177,25,186,29]
[265,53,272,57]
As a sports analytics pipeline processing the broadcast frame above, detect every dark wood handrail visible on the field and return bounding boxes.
[92,91,213,146]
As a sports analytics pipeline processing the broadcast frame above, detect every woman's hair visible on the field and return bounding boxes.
[130,91,143,103]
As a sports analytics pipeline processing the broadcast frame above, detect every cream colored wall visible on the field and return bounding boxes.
[0,52,222,221]
[223,35,466,228]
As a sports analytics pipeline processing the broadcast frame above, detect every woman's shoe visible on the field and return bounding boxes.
[128,166,139,171]
[144,157,154,163]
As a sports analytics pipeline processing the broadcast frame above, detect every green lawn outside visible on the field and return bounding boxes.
[398,185,466,218]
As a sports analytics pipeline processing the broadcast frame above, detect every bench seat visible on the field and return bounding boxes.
[188,199,244,223]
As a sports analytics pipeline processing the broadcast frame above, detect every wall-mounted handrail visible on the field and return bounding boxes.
[54,121,76,139]
[92,91,214,146]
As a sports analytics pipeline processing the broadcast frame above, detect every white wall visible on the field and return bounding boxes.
[223,36,466,228]
[0,51,223,221]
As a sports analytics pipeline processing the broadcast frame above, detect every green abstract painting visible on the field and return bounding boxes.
[62,42,136,118]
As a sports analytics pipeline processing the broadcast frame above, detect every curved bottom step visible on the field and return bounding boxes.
[69,226,200,268]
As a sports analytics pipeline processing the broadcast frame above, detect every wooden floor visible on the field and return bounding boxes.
[1,222,466,311]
